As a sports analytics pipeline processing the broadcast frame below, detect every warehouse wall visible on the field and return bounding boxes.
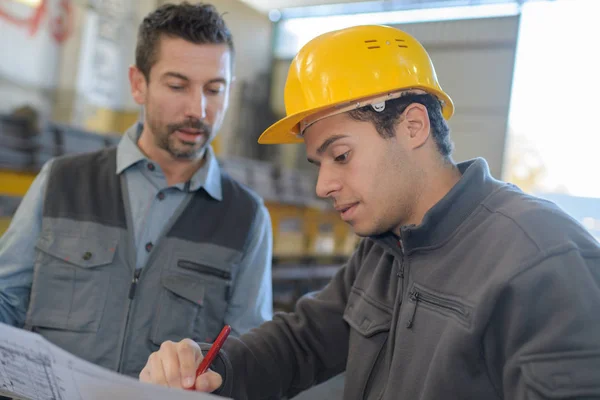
[0,0,162,127]
[396,16,520,178]
[1,0,273,151]
[0,0,66,119]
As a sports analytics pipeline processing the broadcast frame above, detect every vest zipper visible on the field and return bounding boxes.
[116,174,195,374]
[117,267,144,373]
[128,268,142,299]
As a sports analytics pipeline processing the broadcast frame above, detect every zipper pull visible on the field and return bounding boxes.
[406,291,419,329]
[128,269,142,299]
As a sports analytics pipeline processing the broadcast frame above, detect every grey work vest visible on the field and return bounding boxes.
[25,147,261,376]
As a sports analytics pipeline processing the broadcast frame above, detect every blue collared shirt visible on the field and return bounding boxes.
[0,125,273,336]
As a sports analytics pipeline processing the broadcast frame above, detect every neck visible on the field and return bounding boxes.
[137,126,206,186]
[396,159,461,235]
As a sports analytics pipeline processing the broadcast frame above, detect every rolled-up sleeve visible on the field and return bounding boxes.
[224,204,273,336]
[0,161,51,326]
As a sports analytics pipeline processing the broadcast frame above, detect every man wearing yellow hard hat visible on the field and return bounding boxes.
[141,25,600,399]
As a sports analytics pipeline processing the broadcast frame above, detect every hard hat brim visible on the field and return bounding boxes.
[258,88,454,145]
[257,105,330,145]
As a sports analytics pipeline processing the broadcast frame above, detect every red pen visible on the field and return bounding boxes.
[191,325,231,389]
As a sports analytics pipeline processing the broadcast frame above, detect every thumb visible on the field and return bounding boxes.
[195,370,223,392]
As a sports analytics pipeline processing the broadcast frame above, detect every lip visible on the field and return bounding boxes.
[174,129,205,143]
[178,128,202,134]
[335,202,358,221]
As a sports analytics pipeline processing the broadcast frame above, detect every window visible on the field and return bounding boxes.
[504,0,600,239]
[273,2,521,59]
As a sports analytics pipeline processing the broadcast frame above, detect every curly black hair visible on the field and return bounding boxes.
[347,92,453,157]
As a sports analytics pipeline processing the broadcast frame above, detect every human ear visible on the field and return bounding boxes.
[129,65,148,106]
[403,103,430,149]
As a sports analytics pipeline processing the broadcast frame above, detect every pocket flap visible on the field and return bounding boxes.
[162,274,205,305]
[343,288,392,337]
[36,234,117,268]
[521,351,600,398]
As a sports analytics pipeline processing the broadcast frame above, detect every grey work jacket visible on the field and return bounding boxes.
[211,158,600,399]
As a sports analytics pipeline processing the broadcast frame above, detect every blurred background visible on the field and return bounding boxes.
[1,0,599,312]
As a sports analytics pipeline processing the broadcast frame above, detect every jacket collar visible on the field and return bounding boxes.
[373,158,502,254]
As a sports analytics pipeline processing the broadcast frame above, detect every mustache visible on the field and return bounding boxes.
[167,119,212,136]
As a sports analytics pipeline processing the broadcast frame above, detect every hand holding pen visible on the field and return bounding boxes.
[191,325,231,390]
[138,325,231,392]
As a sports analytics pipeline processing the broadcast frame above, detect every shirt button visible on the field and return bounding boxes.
[147,163,155,171]
[82,251,93,260]
[145,242,153,252]
[157,192,165,201]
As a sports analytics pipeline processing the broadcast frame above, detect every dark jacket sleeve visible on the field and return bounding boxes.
[483,244,600,399]
[208,239,373,400]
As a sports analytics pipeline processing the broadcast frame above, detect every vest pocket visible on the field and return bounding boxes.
[176,256,232,341]
[26,234,117,332]
[150,273,208,346]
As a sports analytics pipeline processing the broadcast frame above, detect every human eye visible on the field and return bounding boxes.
[168,84,185,91]
[206,84,225,95]
[334,151,350,163]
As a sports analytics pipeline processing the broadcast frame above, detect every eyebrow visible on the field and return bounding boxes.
[162,72,228,85]
[205,77,228,85]
[307,134,349,164]
[162,71,189,81]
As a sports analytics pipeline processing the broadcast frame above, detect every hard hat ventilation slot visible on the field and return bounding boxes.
[396,39,408,48]
[364,39,380,49]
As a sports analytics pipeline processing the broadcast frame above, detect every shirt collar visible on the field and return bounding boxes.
[116,123,223,201]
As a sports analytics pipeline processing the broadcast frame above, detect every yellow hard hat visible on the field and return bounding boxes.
[258,24,454,144]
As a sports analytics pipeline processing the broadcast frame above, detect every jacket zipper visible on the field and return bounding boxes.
[396,239,404,278]
[407,288,470,329]
[177,260,232,280]
[373,236,406,400]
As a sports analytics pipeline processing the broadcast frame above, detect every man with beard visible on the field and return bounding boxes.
[0,2,273,378]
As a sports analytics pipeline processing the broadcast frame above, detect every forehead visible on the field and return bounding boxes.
[304,113,371,151]
[152,36,231,80]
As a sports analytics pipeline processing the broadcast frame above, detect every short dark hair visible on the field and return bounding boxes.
[347,92,453,157]
[135,2,234,81]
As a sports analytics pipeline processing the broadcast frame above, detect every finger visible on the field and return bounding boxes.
[139,366,152,383]
[148,351,169,387]
[160,341,185,389]
[195,370,223,392]
[177,339,202,388]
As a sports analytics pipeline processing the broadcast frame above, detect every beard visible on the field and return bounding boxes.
[150,117,213,160]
